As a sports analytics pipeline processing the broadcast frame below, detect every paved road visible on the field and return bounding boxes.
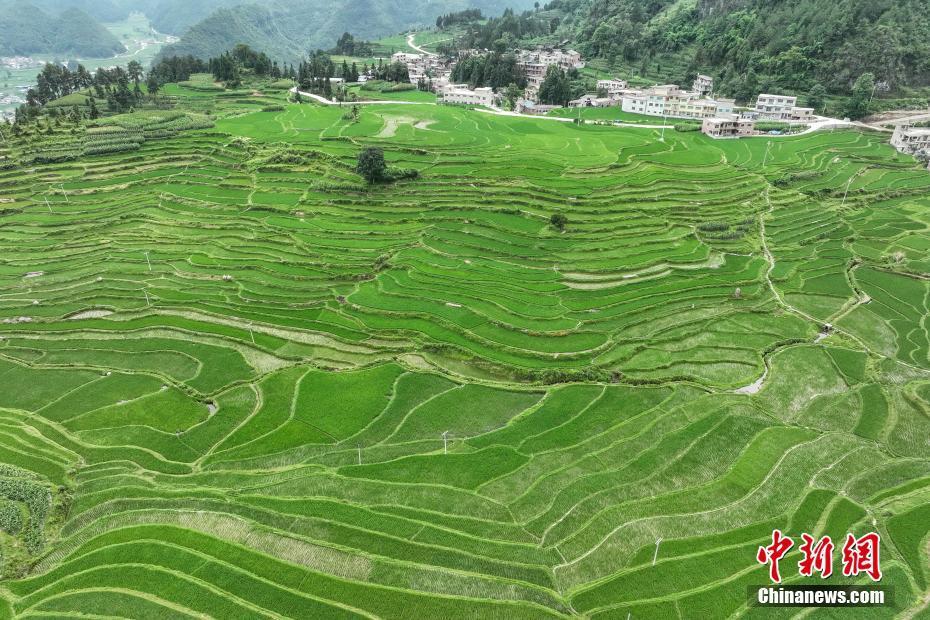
[292,88,428,106]
[290,88,866,136]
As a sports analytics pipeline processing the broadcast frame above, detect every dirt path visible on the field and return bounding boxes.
[406,33,446,57]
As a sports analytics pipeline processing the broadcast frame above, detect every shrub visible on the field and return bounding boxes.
[356,147,387,184]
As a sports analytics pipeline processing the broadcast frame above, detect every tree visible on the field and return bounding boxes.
[147,75,161,101]
[806,83,827,112]
[127,61,144,86]
[504,83,523,109]
[538,65,570,107]
[550,213,568,231]
[88,97,99,119]
[844,73,875,119]
[356,147,387,184]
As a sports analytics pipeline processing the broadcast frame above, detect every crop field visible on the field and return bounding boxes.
[1,86,930,618]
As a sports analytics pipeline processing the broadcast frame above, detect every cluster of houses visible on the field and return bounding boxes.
[381,46,928,162]
[516,48,585,99]
[557,74,817,139]
[387,47,586,108]
[388,50,497,107]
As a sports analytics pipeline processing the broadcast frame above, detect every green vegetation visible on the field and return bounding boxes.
[155,0,538,65]
[434,0,930,113]
[0,4,125,57]
[0,70,929,618]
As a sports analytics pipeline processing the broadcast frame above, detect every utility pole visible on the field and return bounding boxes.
[442,431,450,455]
[659,112,667,142]
[652,537,663,566]
[762,141,773,169]
[842,174,854,206]
[357,444,362,465]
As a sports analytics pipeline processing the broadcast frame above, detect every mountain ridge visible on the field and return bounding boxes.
[156,0,537,64]
[0,3,126,57]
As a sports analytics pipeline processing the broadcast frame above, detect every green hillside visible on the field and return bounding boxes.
[547,0,930,97]
[0,71,929,616]
[0,4,126,57]
[156,0,538,63]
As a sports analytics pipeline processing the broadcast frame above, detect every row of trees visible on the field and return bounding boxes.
[331,32,373,57]
[450,52,526,89]
[297,51,337,97]
[26,61,150,107]
[435,9,483,29]
[437,8,558,55]
[20,60,155,117]
[210,44,280,86]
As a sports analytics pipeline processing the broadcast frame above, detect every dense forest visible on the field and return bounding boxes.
[0,3,126,57]
[544,0,930,97]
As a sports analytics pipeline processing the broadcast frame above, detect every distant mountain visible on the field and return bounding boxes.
[144,0,238,36]
[24,0,135,22]
[0,4,126,57]
[156,0,537,63]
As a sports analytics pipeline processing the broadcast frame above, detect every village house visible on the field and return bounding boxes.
[715,98,736,115]
[597,79,628,95]
[517,48,585,97]
[439,84,497,107]
[391,51,451,87]
[620,84,734,120]
[754,94,797,120]
[891,124,930,156]
[692,74,714,97]
[516,99,560,115]
[568,94,614,108]
[391,52,422,65]
[702,117,756,139]
[790,107,815,121]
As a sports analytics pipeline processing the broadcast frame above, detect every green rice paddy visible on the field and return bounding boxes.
[1,86,930,618]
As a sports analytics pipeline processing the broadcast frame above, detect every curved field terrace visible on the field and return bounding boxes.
[1,88,930,618]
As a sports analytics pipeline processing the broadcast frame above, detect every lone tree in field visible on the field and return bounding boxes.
[550,213,568,231]
[357,147,387,184]
[146,75,160,101]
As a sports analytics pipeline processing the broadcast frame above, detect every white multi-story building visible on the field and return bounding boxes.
[702,117,755,139]
[391,52,422,64]
[621,92,648,115]
[754,94,798,120]
[440,84,497,107]
[891,124,930,155]
[597,79,628,95]
[620,85,729,120]
[692,74,714,97]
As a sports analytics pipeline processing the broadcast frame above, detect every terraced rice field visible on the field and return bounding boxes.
[1,89,930,618]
